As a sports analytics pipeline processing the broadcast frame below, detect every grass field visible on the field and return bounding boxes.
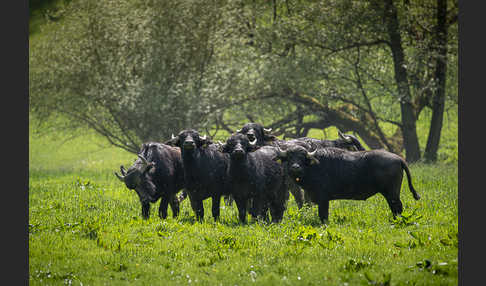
[29,119,458,286]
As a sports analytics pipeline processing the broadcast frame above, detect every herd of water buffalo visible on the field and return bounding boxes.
[114,123,420,224]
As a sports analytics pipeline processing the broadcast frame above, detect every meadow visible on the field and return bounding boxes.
[29,116,458,286]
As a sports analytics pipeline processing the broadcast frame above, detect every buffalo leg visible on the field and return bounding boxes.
[158,197,170,219]
[234,197,248,224]
[250,197,268,222]
[189,197,204,222]
[303,190,313,206]
[211,195,221,221]
[269,201,285,223]
[168,194,180,218]
[384,195,403,217]
[289,184,304,209]
[318,200,329,224]
[141,201,150,220]
[382,178,404,217]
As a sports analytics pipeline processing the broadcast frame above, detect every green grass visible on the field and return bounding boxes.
[29,3,458,283]
[29,120,458,285]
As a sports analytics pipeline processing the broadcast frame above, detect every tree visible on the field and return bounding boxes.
[30,0,457,161]
[215,0,458,162]
[30,0,226,153]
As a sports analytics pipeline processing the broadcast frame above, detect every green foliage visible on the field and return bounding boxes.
[30,0,231,152]
[30,0,458,161]
[29,0,458,283]
[390,208,423,228]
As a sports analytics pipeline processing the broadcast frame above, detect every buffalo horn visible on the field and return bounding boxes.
[200,134,207,141]
[249,138,258,146]
[306,149,317,158]
[138,154,150,164]
[138,154,154,172]
[338,130,352,143]
[171,133,176,140]
[235,129,242,133]
[120,165,127,176]
[114,172,125,182]
[263,128,272,133]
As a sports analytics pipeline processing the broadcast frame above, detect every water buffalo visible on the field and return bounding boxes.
[275,145,420,224]
[221,133,288,223]
[165,129,230,222]
[114,142,185,219]
[288,131,365,151]
[236,122,364,151]
[236,123,366,209]
[235,123,306,209]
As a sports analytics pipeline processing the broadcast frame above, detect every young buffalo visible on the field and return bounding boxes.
[166,129,230,222]
[276,145,420,224]
[222,133,288,223]
[115,142,185,219]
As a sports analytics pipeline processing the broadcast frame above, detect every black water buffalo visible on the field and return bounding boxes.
[235,122,277,146]
[235,123,306,208]
[275,145,420,224]
[165,129,230,222]
[221,133,288,223]
[114,142,185,219]
[288,131,365,151]
[236,122,364,151]
[236,123,366,208]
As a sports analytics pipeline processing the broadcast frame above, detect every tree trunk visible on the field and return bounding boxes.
[383,0,421,162]
[424,0,448,162]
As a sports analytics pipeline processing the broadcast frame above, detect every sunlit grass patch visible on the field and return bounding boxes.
[29,119,457,285]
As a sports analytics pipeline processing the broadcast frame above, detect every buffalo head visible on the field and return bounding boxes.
[276,145,319,179]
[236,123,276,146]
[221,133,258,160]
[337,131,365,151]
[165,129,211,152]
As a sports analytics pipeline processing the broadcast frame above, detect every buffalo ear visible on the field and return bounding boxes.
[221,143,230,153]
[199,134,213,147]
[264,134,277,142]
[165,134,180,147]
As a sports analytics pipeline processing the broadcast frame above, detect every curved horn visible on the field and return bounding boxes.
[120,165,127,176]
[138,154,150,165]
[138,154,154,172]
[114,172,125,182]
[171,133,176,140]
[235,129,242,133]
[200,134,207,141]
[249,137,258,146]
[306,148,317,158]
[338,130,345,139]
[306,148,320,165]
[338,130,352,142]
[263,128,272,133]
